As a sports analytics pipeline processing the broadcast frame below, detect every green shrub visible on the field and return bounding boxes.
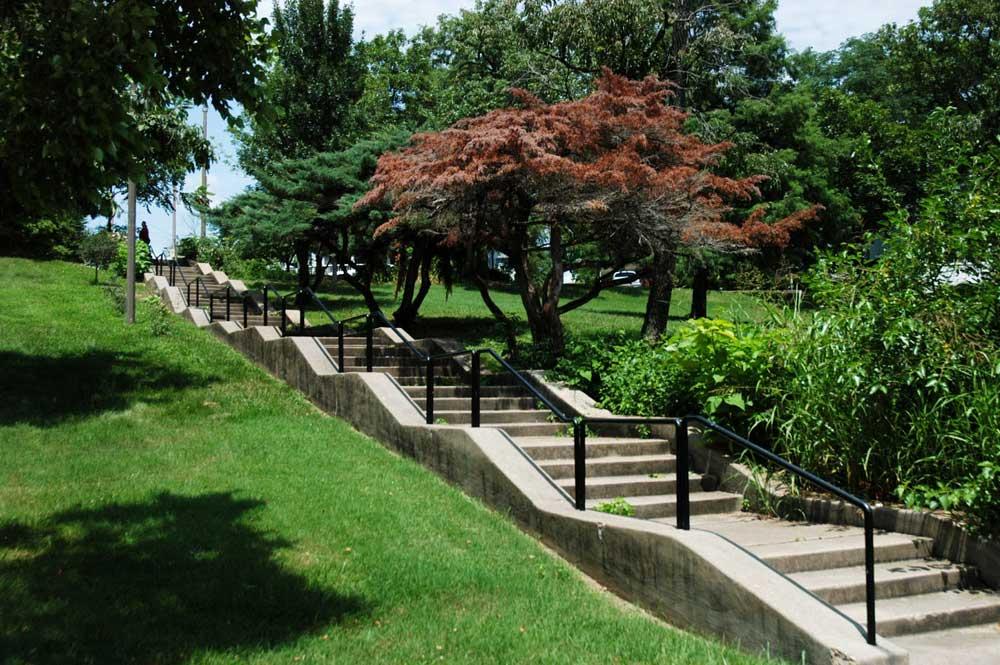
[593,319,785,433]
[110,239,151,277]
[769,143,1000,533]
[79,230,119,283]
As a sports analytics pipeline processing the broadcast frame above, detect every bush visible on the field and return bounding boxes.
[768,144,1000,533]
[110,239,151,278]
[578,320,785,433]
[79,230,119,283]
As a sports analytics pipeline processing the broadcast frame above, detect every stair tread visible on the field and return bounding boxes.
[517,437,671,447]
[840,587,1000,625]
[742,529,932,559]
[556,473,687,486]
[541,453,677,466]
[789,558,969,593]
[586,491,740,508]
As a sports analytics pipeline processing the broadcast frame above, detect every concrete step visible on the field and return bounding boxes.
[342,365,461,379]
[404,385,527,399]
[433,409,553,425]
[588,491,743,519]
[744,531,936,575]
[483,422,568,437]
[515,436,671,460]
[539,453,677,478]
[560,473,698,499]
[412,396,536,411]
[789,558,977,605]
[840,588,1000,637]
[892,623,1000,665]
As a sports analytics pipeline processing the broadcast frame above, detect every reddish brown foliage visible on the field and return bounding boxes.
[359,69,810,255]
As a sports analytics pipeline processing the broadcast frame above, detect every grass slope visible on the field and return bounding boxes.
[0,259,783,665]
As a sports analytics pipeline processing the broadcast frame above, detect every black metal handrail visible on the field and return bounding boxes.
[259,285,292,330]
[208,285,257,327]
[185,276,213,308]
[686,415,877,645]
[151,253,178,285]
[214,292,878,644]
[345,314,878,644]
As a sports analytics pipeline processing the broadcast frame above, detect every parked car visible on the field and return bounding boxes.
[612,270,641,286]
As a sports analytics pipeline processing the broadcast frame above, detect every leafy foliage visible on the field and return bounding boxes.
[362,71,813,352]
[0,0,267,223]
[236,0,363,173]
[111,239,151,279]
[593,497,636,517]
[79,230,119,283]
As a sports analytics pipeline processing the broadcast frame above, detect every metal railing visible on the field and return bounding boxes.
[185,276,213,309]
[151,253,177,285]
[686,415,877,645]
[225,297,880,645]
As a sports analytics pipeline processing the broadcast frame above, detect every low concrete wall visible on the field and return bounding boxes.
[148,279,906,665]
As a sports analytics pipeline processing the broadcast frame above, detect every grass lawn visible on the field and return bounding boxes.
[0,258,783,665]
[261,276,775,350]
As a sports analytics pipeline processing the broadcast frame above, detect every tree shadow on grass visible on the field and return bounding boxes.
[0,350,220,427]
[0,492,366,664]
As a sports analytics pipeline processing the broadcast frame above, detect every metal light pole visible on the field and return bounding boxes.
[172,184,178,259]
[125,180,137,324]
[200,105,208,238]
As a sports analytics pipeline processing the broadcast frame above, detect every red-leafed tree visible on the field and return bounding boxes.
[359,70,817,353]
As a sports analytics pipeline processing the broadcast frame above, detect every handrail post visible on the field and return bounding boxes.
[425,360,434,424]
[365,315,374,372]
[676,418,691,530]
[225,287,231,321]
[208,292,214,321]
[337,321,345,370]
[242,294,248,327]
[471,351,481,428]
[263,290,269,326]
[573,419,586,510]
[186,281,192,304]
[301,306,306,333]
[864,508,877,645]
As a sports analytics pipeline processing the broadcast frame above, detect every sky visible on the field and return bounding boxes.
[116,0,930,253]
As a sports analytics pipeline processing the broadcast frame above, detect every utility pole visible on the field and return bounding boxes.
[125,180,137,324]
[171,184,178,259]
[200,105,208,238]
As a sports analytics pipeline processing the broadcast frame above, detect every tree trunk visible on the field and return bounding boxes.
[311,254,325,291]
[393,242,430,327]
[511,232,566,357]
[690,265,709,319]
[343,272,380,313]
[641,247,677,341]
[294,242,311,307]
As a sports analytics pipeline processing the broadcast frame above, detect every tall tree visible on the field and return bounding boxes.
[361,72,812,352]
[0,0,267,228]
[236,0,364,174]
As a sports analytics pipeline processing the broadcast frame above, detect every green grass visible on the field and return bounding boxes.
[0,258,784,665]
[266,276,772,350]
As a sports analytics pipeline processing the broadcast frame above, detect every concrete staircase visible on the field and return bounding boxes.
[317,331,1000,662]
[170,262,1000,662]
[172,264,275,327]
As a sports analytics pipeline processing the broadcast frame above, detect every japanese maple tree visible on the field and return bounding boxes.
[360,70,816,352]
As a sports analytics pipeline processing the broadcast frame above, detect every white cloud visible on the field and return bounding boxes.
[775,0,929,52]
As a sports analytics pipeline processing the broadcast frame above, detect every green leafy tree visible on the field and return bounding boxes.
[216,132,410,308]
[0,0,268,226]
[236,0,364,173]
[79,230,119,283]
